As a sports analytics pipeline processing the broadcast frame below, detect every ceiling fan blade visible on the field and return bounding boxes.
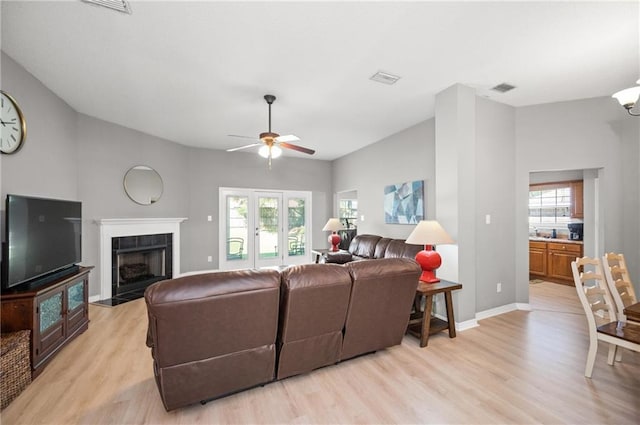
[274,134,300,143]
[226,142,262,152]
[280,142,315,155]
[228,134,260,140]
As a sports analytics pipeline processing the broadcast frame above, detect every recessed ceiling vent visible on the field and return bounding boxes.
[491,83,516,93]
[370,71,401,85]
[81,0,132,14]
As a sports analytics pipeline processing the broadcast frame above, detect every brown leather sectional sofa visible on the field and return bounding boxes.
[145,257,421,410]
[323,234,423,264]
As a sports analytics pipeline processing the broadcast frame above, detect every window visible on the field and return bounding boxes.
[339,199,358,228]
[529,184,571,225]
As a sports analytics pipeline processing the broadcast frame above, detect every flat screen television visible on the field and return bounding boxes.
[2,194,82,290]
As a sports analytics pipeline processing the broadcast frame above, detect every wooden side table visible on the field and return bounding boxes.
[406,280,462,347]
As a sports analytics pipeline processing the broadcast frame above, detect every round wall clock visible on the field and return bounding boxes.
[1,90,27,154]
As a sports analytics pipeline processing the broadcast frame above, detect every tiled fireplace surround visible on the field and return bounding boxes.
[95,218,187,301]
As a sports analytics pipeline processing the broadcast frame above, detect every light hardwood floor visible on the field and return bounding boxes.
[2,282,639,424]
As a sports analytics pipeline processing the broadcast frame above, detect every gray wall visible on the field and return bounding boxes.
[332,119,436,239]
[474,97,516,313]
[1,53,78,201]
[433,85,517,322]
[2,52,333,297]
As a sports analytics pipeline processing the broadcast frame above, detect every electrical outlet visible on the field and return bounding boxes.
[207,256,212,262]
[485,214,491,224]
[497,282,502,293]
[207,215,212,222]
[360,215,365,221]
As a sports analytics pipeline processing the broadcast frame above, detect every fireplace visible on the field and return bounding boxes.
[96,218,187,301]
[111,233,172,296]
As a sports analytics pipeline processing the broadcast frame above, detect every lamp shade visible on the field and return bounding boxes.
[406,220,454,283]
[612,86,640,108]
[405,220,454,246]
[322,218,344,232]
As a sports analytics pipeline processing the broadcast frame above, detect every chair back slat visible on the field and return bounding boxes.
[590,302,610,312]
[580,272,604,282]
[572,257,617,325]
[603,253,638,322]
[584,287,606,297]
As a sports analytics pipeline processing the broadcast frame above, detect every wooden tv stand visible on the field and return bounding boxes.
[1,266,93,378]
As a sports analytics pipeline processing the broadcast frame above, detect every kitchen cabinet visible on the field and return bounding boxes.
[570,181,584,219]
[529,240,582,285]
[529,241,547,277]
[547,242,582,284]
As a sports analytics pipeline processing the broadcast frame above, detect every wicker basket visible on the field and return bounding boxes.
[1,330,31,410]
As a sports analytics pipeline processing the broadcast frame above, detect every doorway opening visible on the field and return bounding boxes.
[528,169,599,292]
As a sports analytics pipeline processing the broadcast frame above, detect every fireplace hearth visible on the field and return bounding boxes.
[111,233,172,297]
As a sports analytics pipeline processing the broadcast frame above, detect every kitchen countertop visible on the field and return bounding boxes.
[529,237,583,245]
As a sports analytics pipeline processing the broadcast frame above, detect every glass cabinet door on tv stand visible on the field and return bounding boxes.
[35,286,67,369]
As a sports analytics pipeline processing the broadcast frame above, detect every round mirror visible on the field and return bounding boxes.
[123,165,163,205]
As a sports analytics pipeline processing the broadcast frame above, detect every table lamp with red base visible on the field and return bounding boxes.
[406,220,454,283]
[322,218,344,252]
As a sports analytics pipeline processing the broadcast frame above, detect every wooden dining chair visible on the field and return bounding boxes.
[602,252,638,323]
[571,256,640,378]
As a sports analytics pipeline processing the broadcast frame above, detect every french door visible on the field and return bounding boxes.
[219,188,311,270]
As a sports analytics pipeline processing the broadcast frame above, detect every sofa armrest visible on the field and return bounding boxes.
[323,251,353,264]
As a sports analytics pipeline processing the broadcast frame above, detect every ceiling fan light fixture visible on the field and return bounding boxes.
[258,145,282,159]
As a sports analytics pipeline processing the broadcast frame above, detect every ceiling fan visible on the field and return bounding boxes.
[227,94,315,167]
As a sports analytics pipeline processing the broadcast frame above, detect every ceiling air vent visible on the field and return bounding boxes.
[370,71,401,85]
[81,0,132,14]
[491,83,516,93]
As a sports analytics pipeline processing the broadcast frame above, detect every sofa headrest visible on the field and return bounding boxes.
[346,257,421,281]
[349,234,382,258]
[385,239,423,259]
[281,263,351,290]
[373,238,392,259]
[145,269,280,305]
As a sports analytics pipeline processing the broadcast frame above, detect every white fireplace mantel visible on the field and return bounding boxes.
[95,218,187,300]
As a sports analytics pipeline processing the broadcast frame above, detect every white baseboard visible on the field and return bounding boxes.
[89,295,101,303]
[476,302,533,321]
[433,313,478,331]
[456,318,479,331]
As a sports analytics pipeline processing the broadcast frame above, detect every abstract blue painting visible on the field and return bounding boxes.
[384,180,424,224]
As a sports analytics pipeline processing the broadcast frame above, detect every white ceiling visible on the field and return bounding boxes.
[2,1,639,160]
